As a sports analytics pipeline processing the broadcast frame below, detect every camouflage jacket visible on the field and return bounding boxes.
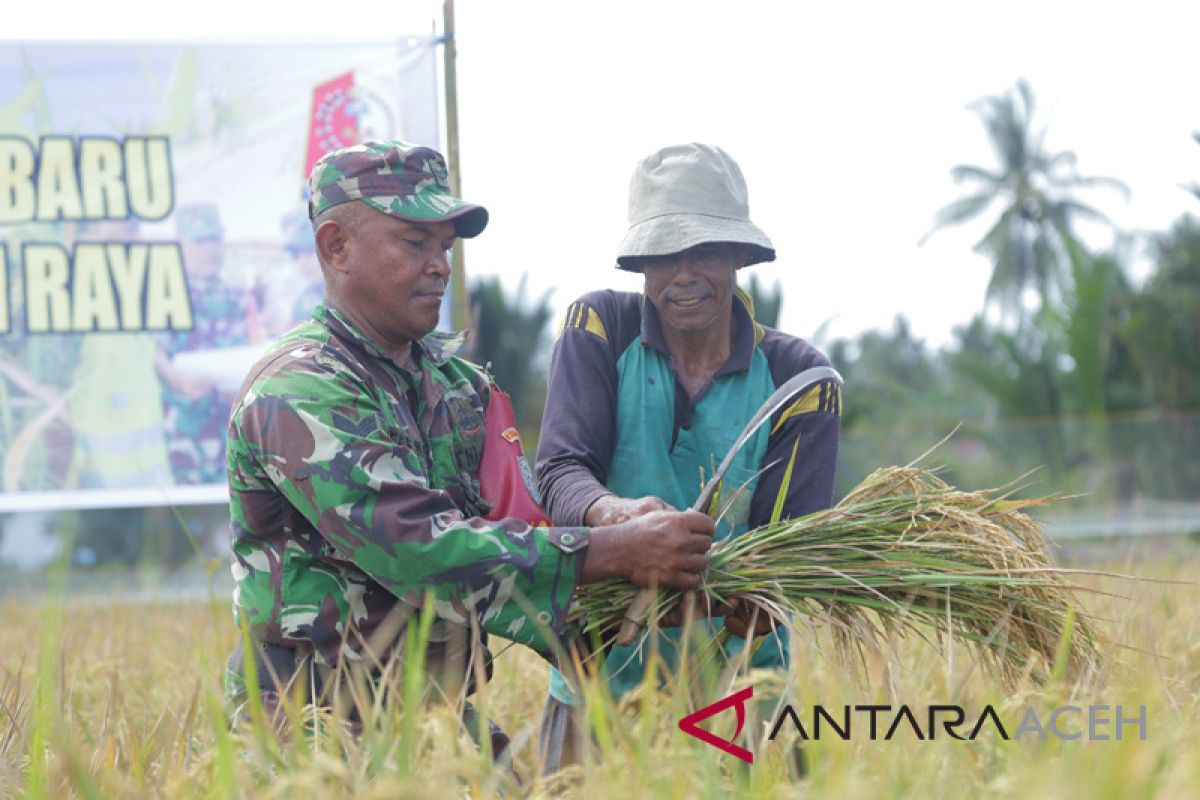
[228,303,589,671]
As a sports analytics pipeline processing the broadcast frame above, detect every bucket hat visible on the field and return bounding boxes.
[307,140,488,238]
[616,143,774,270]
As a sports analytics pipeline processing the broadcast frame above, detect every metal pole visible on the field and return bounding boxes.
[443,0,469,333]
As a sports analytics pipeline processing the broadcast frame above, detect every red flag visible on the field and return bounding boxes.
[305,72,359,179]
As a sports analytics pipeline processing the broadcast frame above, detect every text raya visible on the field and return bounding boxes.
[0,135,193,334]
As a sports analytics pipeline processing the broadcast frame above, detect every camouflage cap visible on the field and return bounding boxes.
[307,140,489,238]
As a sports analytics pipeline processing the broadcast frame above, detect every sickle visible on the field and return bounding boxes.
[614,365,844,646]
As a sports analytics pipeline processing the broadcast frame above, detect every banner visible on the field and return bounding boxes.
[0,40,442,511]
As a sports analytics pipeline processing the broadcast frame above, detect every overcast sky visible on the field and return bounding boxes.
[8,0,1200,348]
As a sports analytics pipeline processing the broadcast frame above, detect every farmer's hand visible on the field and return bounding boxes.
[584,494,675,526]
[580,510,714,590]
[656,595,776,638]
[721,597,778,639]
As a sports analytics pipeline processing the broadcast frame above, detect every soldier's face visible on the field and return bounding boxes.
[640,243,744,334]
[333,208,455,348]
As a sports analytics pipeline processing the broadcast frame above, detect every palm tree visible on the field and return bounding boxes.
[740,273,782,328]
[468,274,554,429]
[922,79,1129,319]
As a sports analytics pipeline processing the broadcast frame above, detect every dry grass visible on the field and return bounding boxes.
[578,464,1106,686]
[1,551,1198,798]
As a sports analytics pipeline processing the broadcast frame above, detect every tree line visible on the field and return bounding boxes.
[476,80,1199,510]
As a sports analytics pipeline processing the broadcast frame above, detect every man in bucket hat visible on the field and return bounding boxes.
[224,141,719,762]
[536,143,842,771]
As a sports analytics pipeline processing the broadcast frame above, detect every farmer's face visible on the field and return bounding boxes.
[640,243,746,333]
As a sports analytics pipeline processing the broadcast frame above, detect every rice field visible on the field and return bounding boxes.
[1,546,1197,799]
[578,464,1107,686]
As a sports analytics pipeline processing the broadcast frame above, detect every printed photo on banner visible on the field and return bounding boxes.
[0,40,442,509]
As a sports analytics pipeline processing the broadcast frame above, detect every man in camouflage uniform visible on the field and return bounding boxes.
[225,141,718,752]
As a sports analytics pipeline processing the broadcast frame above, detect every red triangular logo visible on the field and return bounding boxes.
[678,685,754,764]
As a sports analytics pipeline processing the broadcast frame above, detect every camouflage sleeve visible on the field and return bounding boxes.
[232,355,588,657]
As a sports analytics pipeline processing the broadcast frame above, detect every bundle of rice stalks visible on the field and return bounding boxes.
[574,463,1103,685]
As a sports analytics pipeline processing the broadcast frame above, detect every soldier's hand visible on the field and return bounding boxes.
[581,510,714,589]
[584,494,675,526]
